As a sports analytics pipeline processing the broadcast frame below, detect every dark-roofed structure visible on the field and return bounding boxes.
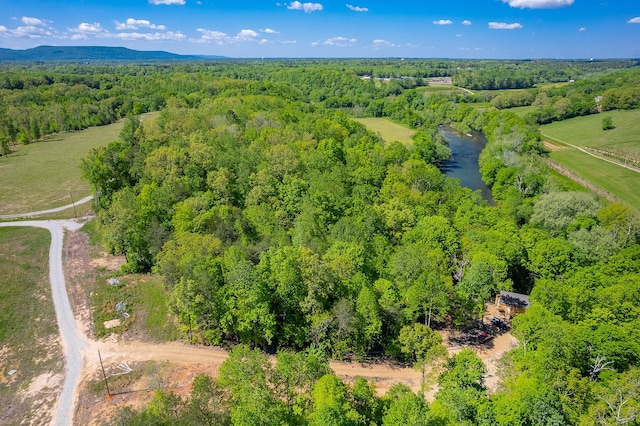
[495,291,530,317]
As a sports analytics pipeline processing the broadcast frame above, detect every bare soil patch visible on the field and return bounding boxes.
[89,253,126,273]
[544,140,566,151]
[64,231,96,338]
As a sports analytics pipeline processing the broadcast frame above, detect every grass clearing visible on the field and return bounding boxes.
[505,105,536,118]
[355,117,415,146]
[0,227,64,425]
[540,110,640,210]
[549,148,640,211]
[0,121,123,215]
[91,273,178,342]
[540,110,640,152]
[0,112,159,216]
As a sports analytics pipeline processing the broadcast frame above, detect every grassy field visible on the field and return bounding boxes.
[505,105,536,118]
[0,121,123,215]
[539,110,640,210]
[0,227,64,425]
[355,117,415,146]
[0,112,159,216]
[549,148,640,211]
[540,110,640,152]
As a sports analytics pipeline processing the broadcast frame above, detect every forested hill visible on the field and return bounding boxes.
[0,45,210,61]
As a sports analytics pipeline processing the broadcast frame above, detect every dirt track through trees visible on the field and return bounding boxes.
[1,217,516,425]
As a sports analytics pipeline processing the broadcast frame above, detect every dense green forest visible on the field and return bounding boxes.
[3,60,640,424]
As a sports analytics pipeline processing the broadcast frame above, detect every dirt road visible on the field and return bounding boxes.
[2,216,515,425]
[0,219,86,426]
[0,196,93,220]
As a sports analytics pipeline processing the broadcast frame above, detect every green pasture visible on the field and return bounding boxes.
[478,88,531,97]
[0,112,159,216]
[536,82,570,90]
[0,227,63,424]
[0,121,123,215]
[540,110,640,152]
[504,105,536,118]
[355,117,415,146]
[549,148,640,210]
[539,110,640,210]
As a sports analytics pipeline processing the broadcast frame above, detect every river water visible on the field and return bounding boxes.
[439,126,494,203]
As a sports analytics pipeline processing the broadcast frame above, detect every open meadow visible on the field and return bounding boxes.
[504,105,536,118]
[540,110,640,210]
[0,121,124,215]
[0,227,64,425]
[541,110,640,152]
[354,117,415,146]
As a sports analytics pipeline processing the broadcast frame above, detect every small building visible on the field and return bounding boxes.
[495,291,530,317]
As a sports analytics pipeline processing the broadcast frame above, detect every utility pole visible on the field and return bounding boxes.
[98,350,111,399]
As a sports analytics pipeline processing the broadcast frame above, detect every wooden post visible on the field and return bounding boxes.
[69,191,77,217]
[98,350,111,398]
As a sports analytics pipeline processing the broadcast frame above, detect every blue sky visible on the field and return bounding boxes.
[1,0,639,58]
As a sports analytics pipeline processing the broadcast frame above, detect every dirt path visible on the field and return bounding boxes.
[81,339,424,393]
[0,219,86,426]
[0,196,93,220]
[2,215,518,425]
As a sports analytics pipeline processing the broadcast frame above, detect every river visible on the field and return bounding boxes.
[439,126,494,203]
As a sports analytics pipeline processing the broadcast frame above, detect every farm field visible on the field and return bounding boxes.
[540,109,640,152]
[0,112,158,216]
[539,110,640,210]
[0,122,123,215]
[354,117,415,146]
[505,105,536,118]
[0,227,64,426]
[549,147,640,211]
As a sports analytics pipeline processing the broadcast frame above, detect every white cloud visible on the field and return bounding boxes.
[502,0,573,9]
[113,31,185,41]
[71,22,106,34]
[346,4,368,12]
[115,18,166,31]
[195,28,228,44]
[192,28,264,44]
[324,36,357,46]
[628,17,640,24]
[488,22,523,29]
[21,17,46,26]
[287,1,323,12]
[579,27,586,31]
[433,19,453,25]
[0,24,53,39]
[261,28,279,34]
[372,39,398,49]
[149,0,186,5]
[236,29,260,41]
[462,20,472,26]
[311,40,320,46]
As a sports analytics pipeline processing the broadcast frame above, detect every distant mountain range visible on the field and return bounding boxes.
[0,46,225,61]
